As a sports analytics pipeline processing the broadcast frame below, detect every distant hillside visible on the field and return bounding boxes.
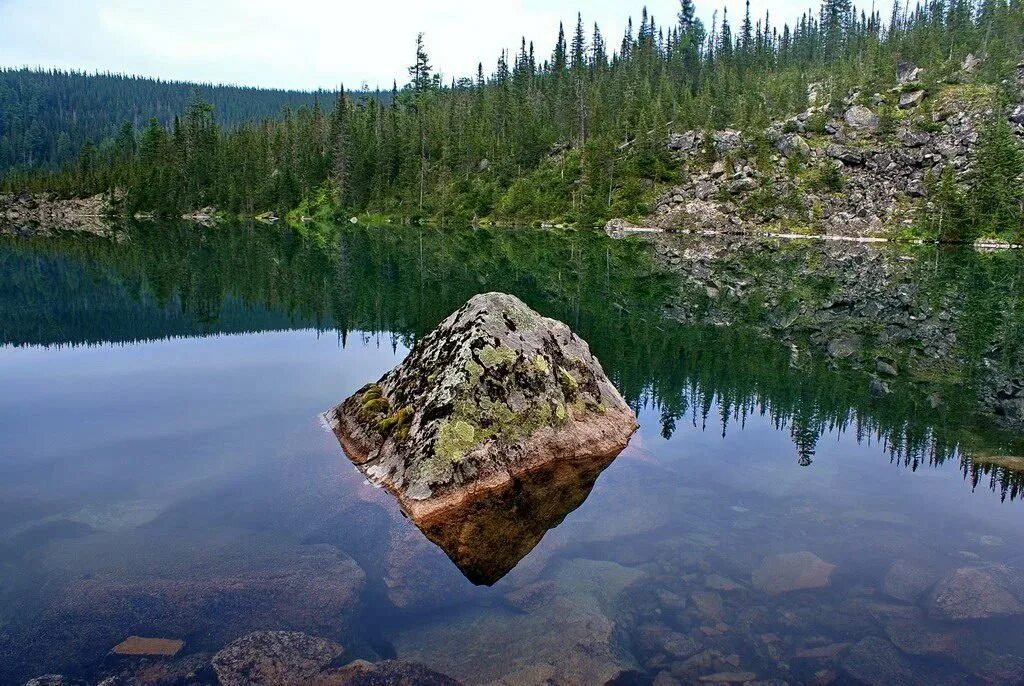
[0,68,349,171]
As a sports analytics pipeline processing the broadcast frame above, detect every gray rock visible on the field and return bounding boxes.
[926,567,1024,620]
[962,53,982,73]
[778,133,810,159]
[898,90,926,109]
[1011,102,1024,125]
[869,378,891,398]
[897,61,923,84]
[24,677,85,686]
[876,359,899,377]
[729,177,760,194]
[882,559,939,603]
[668,131,700,152]
[827,336,861,359]
[845,105,880,131]
[826,145,865,165]
[714,129,743,153]
[212,631,344,686]
[327,293,638,515]
[900,130,931,148]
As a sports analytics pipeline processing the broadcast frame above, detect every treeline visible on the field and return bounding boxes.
[0,68,348,171]
[5,0,1024,225]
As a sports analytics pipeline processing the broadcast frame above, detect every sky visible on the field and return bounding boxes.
[0,0,886,91]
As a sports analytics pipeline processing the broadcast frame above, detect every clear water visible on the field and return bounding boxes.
[1,224,1023,685]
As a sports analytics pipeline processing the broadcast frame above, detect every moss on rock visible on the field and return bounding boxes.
[436,419,478,462]
[479,344,518,369]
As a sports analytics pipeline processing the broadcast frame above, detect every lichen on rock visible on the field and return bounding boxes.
[325,292,638,523]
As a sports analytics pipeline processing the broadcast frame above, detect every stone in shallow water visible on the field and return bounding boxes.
[751,552,836,595]
[882,559,940,603]
[212,631,343,686]
[391,558,643,685]
[841,637,916,686]
[925,566,1024,620]
[884,612,961,655]
[110,636,184,657]
[320,659,461,685]
[326,292,637,584]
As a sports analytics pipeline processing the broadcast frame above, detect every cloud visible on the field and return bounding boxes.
[0,0,890,90]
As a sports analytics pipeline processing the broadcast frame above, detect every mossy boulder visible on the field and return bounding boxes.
[325,292,638,524]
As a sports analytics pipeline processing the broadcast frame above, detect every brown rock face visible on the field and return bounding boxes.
[326,292,637,584]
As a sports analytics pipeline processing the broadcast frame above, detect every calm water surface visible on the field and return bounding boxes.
[1,224,1023,685]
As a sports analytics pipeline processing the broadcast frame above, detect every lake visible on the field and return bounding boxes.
[1,223,1023,685]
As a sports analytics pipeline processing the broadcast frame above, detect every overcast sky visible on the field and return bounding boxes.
[0,0,889,91]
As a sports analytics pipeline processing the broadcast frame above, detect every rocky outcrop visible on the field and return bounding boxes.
[1,192,113,237]
[637,81,1023,239]
[326,292,637,529]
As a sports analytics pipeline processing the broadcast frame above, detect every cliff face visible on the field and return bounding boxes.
[325,292,638,523]
[635,63,1024,239]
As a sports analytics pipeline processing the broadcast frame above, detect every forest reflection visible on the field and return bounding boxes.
[2,221,1022,500]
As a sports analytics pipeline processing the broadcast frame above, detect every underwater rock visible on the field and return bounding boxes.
[391,558,644,685]
[925,566,1024,620]
[320,660,462,685]
[751,551,836,595]
[326,292,637,582]
[882,559,940,603]
[35,534,365,674]
[212,631,343,686]
[110,636,184,657]
[841,637,916,686]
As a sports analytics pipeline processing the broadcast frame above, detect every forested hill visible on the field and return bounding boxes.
[0,68,344,171]
[6,0,1024,236]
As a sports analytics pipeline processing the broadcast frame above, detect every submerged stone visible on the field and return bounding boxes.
[110,636,184,657]
[751,551,836,595]
[925,566,1024,621]
[212,631,343,686]
[326,292,638,583]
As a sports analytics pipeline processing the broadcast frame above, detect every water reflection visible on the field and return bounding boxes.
[2,223,1024,684]
[3,222,1024,501]
[411,449,621,585]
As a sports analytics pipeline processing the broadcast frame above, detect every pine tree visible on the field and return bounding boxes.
[971,115,1024,238]
[329,89,350,206]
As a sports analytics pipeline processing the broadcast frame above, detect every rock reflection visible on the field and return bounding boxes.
[393,449,619,585]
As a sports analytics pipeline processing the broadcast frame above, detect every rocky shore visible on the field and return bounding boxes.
[0,192,114,237]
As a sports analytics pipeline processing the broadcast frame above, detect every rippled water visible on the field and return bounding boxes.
[1,224,1023,685]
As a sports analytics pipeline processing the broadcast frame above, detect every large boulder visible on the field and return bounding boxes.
[897,61,923,84]
[325,293,638,570]
[777,133,810,159]
[844,105,880,131]
[899,90,926,109]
